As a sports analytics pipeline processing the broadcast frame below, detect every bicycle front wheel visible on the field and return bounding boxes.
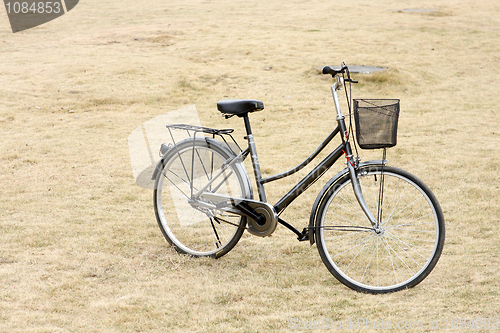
[153,137,251,258]
[315,165,445,293]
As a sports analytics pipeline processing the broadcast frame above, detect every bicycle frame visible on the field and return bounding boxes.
[158,76,382,241]
[235,77,380,239]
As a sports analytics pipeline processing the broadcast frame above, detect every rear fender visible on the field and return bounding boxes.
[151,137,253,201]
[151,158,166,181]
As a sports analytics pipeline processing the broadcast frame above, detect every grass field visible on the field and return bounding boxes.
[1,0,499,331]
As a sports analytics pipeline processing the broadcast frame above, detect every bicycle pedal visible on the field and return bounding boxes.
[297,228,309,242]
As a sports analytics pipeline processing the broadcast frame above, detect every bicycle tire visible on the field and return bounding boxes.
[314,165,445,293]
[153,137,252,258]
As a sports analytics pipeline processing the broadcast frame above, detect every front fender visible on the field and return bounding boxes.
[308,159,387,245]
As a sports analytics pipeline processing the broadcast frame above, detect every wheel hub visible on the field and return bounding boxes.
[374,226,385,236]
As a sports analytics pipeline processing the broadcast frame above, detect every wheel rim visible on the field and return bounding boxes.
[156,144,245,256]
[319,169,441,292]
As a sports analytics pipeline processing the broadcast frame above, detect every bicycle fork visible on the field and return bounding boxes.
[332,78,381,233]
[346,162,381,232]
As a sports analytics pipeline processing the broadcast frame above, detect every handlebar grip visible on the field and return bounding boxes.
[322,65,348,76]
[322,66,335,75]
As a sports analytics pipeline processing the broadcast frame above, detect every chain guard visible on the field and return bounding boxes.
[197,192,277,237]
[246,202,277,237]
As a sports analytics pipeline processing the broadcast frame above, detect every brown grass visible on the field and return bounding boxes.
[1,0,500,331]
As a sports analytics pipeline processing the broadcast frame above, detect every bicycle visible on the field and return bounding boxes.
[151,64,445,294]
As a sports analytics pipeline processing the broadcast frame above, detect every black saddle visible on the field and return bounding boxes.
[217,99,264,117]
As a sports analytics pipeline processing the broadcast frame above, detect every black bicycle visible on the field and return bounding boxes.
[152,64,445,294]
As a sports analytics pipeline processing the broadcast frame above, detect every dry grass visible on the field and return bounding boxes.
[1,0,499,331]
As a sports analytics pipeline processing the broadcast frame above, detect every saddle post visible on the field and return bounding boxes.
[242,114,267,202]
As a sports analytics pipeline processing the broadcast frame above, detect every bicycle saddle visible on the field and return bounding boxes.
[217,99,264,117]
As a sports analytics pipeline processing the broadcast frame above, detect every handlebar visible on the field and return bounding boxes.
[322,65,358,83]
[322,65,346,76]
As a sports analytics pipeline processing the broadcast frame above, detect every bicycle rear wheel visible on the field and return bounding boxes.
[153,137,251,258]
[314,165,445,293]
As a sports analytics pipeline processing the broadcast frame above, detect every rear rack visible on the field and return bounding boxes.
[165,124,242,155]
[166,124,234,136]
